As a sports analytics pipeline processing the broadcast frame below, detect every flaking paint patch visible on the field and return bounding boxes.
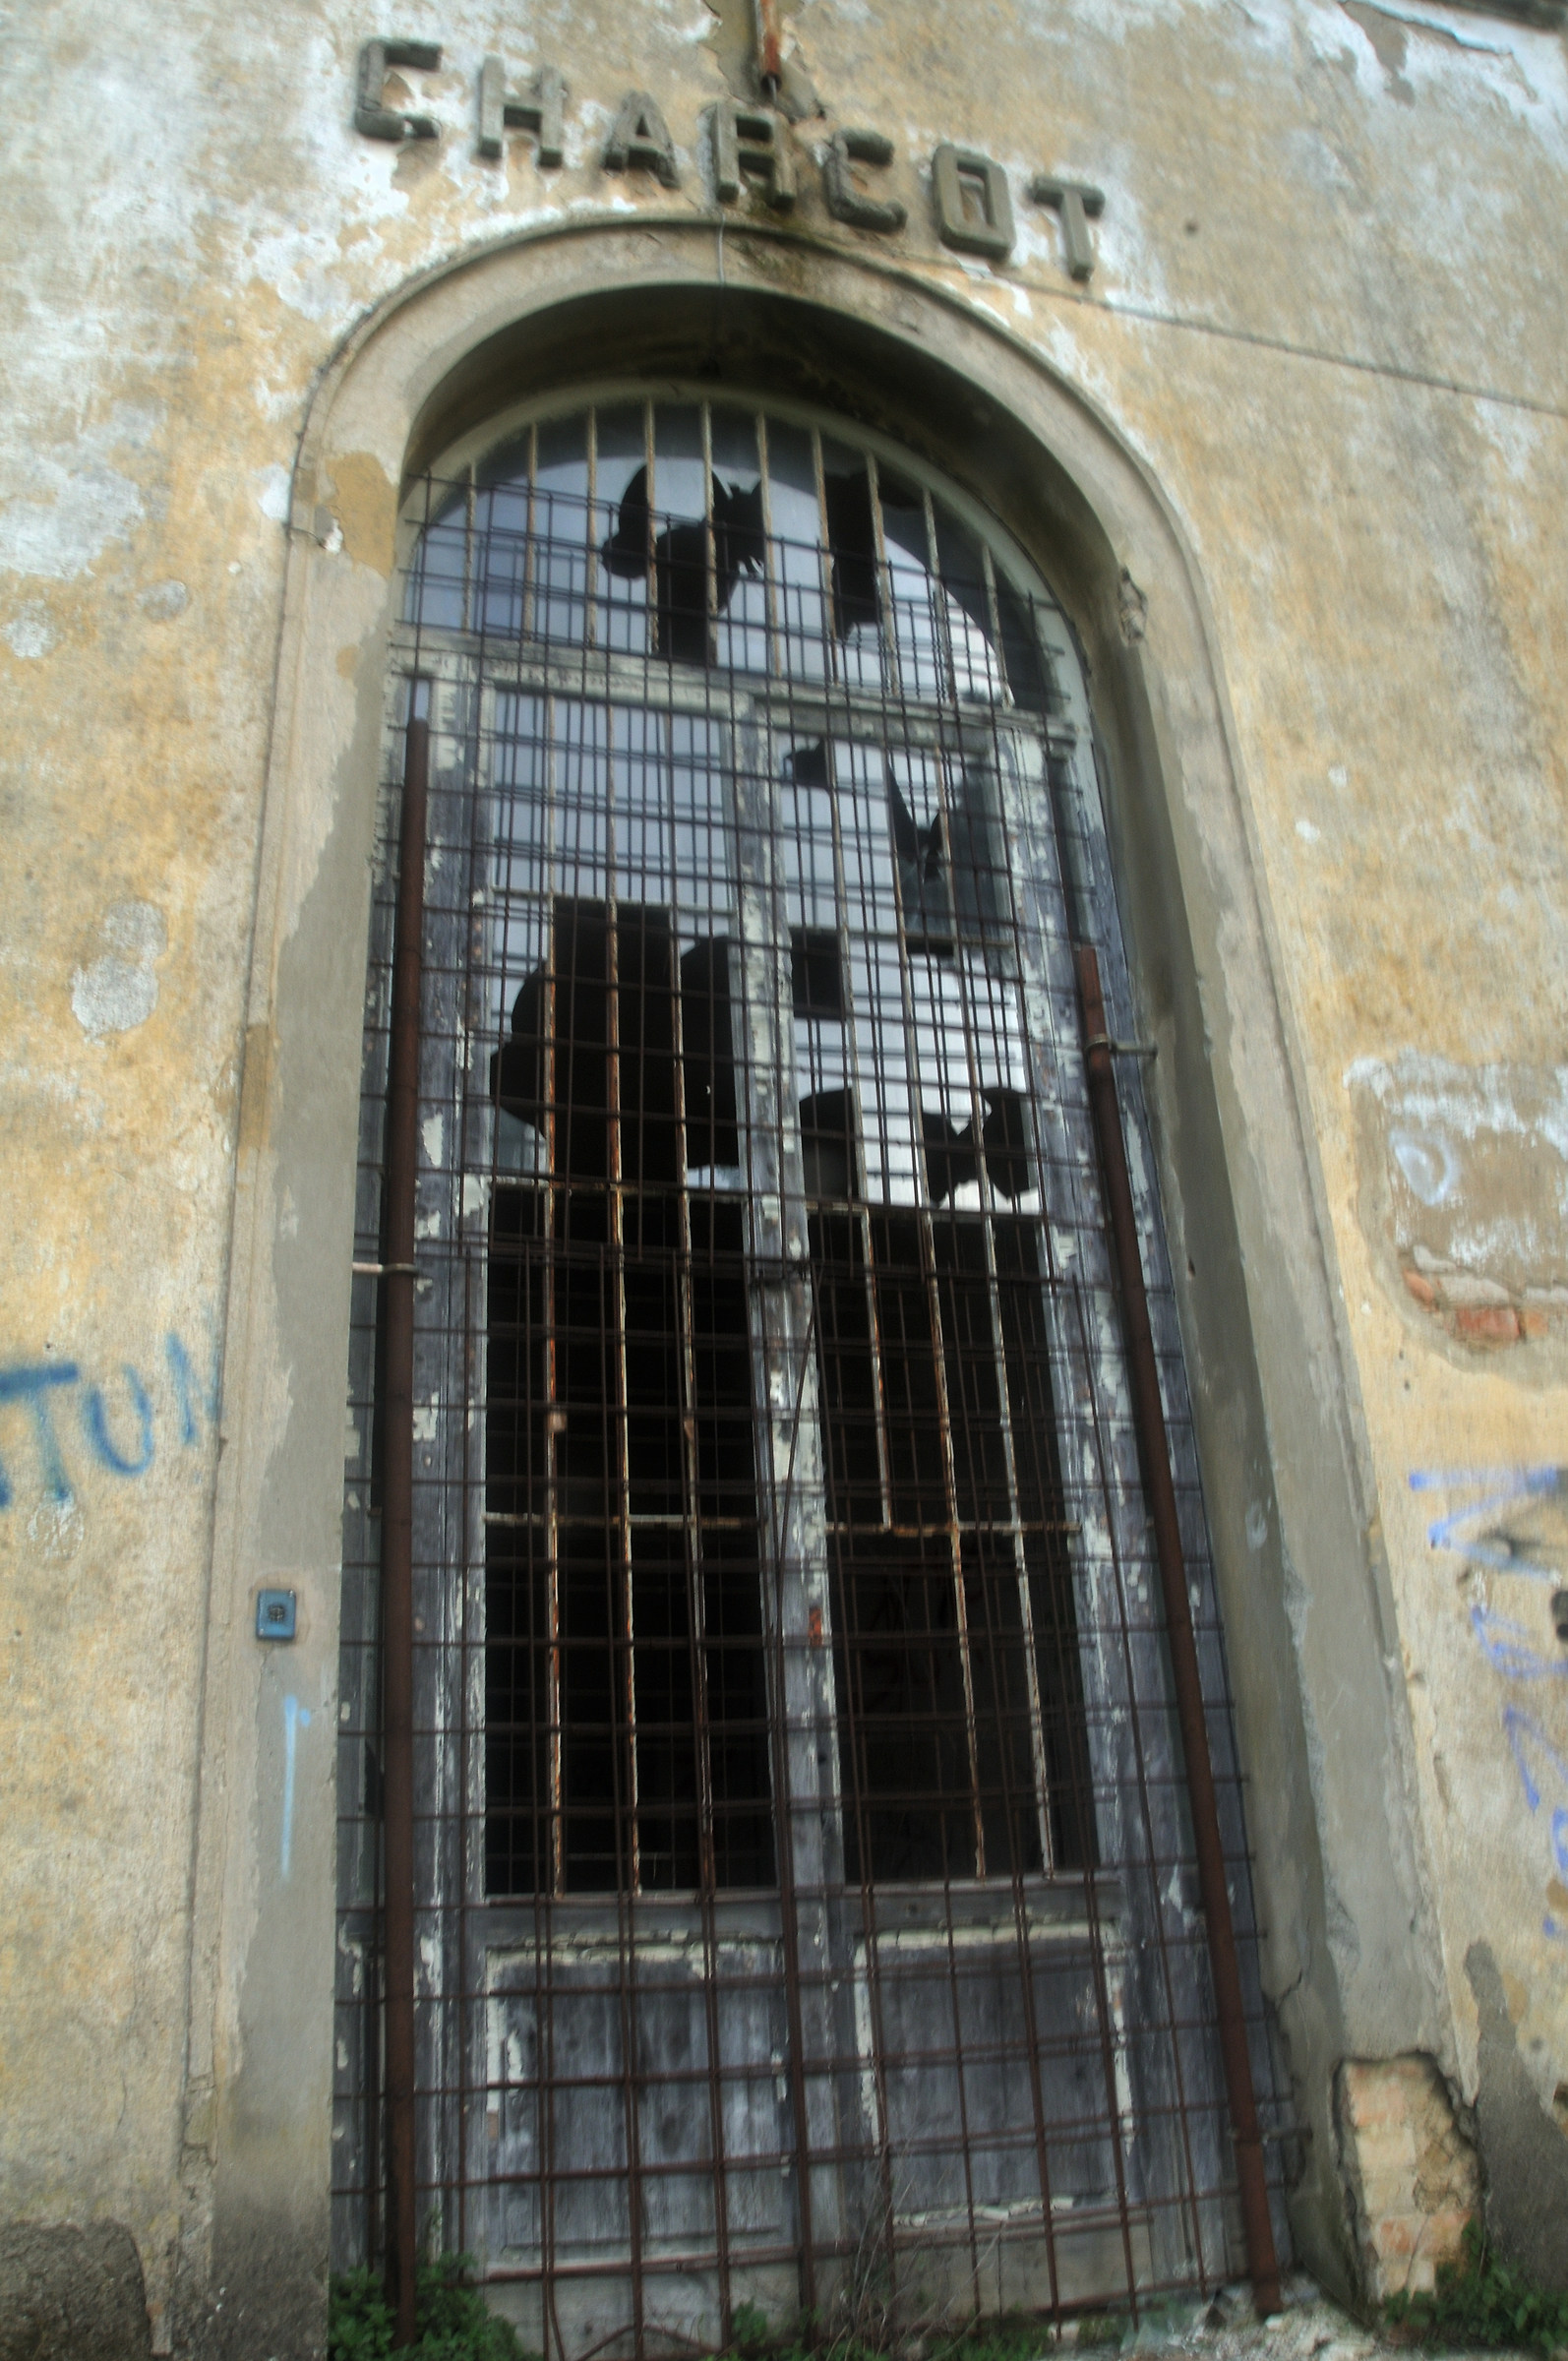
[255,465,292,524]
[327,451,397,575]
[71,902,169,1042]
[138,579,189,620]
[1349,1054,1568,1292]
[4,605,58,659]
[0,452,146,583]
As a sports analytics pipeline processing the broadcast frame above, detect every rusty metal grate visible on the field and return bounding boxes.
[333,394,1291,2354]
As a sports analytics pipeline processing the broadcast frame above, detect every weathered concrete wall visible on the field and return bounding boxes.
[3,0,1567,2348]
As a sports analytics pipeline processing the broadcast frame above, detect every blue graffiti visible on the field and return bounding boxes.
[1421,1466,1568,1946]
[281,1693,313,1881]
[1410,1464,1567,1578]
[0,1362,81,1507]
[165,1330,218,1447]
[83,1365,155,1478]
[1502,1709,1568,1943]
[0,1329,218,1508]
[1471,1605,1568,1683]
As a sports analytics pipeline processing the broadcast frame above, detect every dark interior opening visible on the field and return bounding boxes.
[485,897,772,1897]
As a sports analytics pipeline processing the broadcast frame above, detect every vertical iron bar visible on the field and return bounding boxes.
[734,707,822,2320]
[919,692,1064,2301]
[755,1265,821,2327]
[521,423,539,647]
[605,851,650,2361]
[800,748,898,2288]
[538,702,564,2361]
[664,679,738,2335]
[990,705,1153,2306]
[754,414,784,682]
[1074,941,1281,2316]
[384,695,431,2350]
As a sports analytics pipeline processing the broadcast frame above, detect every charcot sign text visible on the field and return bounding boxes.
[356,39,1107,280]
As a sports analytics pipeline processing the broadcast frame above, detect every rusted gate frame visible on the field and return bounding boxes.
[332,403,1290,2347]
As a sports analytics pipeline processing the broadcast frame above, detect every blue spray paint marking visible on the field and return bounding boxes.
[1410,1465,1567,1577]
[1501,1708,1568,1943]
[83,1364,154,1477]
[0,1329,215,1509]
[281,1693,313,1882]
[164,1329,220,1447]
[1410,1467,1565,1493]
[1471,1606,1568,1683]
[0,1362,81,1506]
[1503,1706,1568,1814]
[1429,1481,1568,1948]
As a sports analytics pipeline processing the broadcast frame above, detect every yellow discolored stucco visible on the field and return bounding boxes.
[4,0,1568,2351]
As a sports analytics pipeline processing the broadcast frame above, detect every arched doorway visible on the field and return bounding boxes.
[331,381,1284,2351]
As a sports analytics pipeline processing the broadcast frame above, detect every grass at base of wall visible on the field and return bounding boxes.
[1385,2224,1568,2355]
[329,2254,536,2361]
[330,2278,1123,2361]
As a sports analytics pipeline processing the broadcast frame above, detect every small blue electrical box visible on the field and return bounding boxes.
[256,1588,298,1642]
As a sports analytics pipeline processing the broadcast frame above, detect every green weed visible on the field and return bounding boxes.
[329,2253,537,2361]
[1384,2222,1568,2355]
[715,2306,1062,2361]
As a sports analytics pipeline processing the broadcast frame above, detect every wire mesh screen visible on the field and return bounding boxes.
[333,394,1291,2355]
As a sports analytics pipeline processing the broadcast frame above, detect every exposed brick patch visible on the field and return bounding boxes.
[1455,1302,1520,1347]
[1398,1254,1566,1354]
[1335,2054,1479,2301]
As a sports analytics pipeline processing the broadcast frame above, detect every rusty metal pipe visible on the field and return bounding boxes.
[383,705,431,2349]
[754,0,782,93]
[1074,943,1281,2317]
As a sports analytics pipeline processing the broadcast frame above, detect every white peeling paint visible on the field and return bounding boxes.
[71,900,168,1040]
[1390,1126,1459,1207]
[255,464,293,523]
[0,449,146,583]
[138,579,189,619]
[4,605,58,659]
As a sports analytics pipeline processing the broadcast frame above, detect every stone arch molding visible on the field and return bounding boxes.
[189,215,1445,2335]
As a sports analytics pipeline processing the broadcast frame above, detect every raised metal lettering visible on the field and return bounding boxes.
[823,129,906,234]
[354,38,442,143]
[478,58,566,166]
[1029,174,1106,280]
[603,91,681,187]
[710,99,795,209]
[932,144,1013,260]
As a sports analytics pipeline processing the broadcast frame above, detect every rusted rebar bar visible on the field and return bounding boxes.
[1074,941,1281,2316]
[384,702,431,2349]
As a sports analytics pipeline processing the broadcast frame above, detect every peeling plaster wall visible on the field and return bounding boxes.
[3,0,1568,2349]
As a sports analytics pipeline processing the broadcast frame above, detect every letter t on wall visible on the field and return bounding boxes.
[478,58,566,166]
[1029,175,1106,280]
[355,38,442,142]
